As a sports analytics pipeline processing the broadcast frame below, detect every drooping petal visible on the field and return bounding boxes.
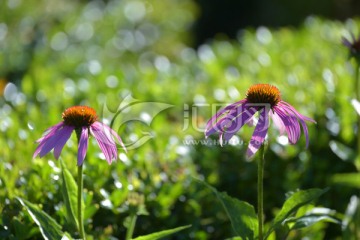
[39,125,74,158]
[94,122,127,153]
[77,127,89,166]
[35,122,65,143]
[273,106,300,144]
[278,101,315,147]
[109,127,127,153]
[205,100,253,137]
[221,105,258,141]
[34,134,51,159]
[280,101,316,123]
[53,126,74,159]
[90,123,118,164]
[207,106,244,138]
[205,100,246,137]
[246,108,270,158]
[90,126,112,161]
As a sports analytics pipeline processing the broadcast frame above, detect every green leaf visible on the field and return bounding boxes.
[16,197,63,240]
[285,214,340,230]
[60,159,79,229]
[332,173,360,188]
[197,179,258,239]
[132,225,191,240]
[264,188,328,239]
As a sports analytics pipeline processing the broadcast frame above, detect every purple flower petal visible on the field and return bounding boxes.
[246,108,270,158]
[221,106,258,141]
[53,126,74,159]
[77,127,89,166]
[205,100,253,137]
[205,100,246,137]
[94,122,127,153]
[34,122,63,149]
[38,125,75,158]
[278,101,315,147]
[90,127,112,160]
[280,101,316,123]
[36,122,64,143]
[108,127,127,153]
[90,123,118,164]
[273,106,300,144]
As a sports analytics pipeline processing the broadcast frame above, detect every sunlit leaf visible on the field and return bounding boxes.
[132,225,191,240]
[284,207,341,230]
[16,197,63,240]
[285,214,340,229]
[264,188,328,239]
[197,179,258,239]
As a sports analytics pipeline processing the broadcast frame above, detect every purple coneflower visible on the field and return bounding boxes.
[205,84,315,157]
[33,106,126,165]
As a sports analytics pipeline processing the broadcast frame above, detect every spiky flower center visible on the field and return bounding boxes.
[62,106,98,127]
[246,84,281,107]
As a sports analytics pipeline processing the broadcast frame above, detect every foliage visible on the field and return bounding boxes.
[1,0,359,239]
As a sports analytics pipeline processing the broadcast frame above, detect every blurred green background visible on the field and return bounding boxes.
[1,0,360,239]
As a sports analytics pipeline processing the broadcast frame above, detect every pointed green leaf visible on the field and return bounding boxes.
[132,225,191,240]
[285,214,341,230]
[60,159,79,229]
[264,188,328,239]
[197,179,258,239]
[16,197,63,240]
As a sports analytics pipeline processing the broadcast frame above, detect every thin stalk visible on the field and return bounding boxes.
[125,213,137,240]
[257,144,265,240]
[77,165,86,240]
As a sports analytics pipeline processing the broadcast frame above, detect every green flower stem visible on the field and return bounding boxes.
[77,164,86,240]
[257,144,265,240]
[125,213,137,240]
